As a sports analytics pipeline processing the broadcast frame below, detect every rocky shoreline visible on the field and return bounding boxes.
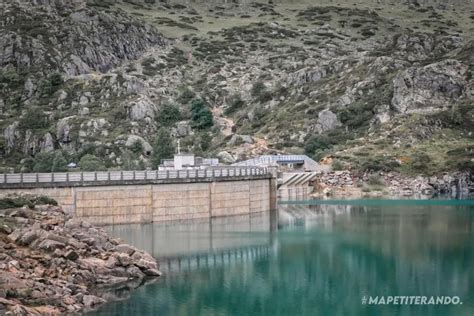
[312,171,473,198]
[0,195,161,315]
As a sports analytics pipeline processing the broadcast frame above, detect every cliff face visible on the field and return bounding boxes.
[0,0,472,175]
[0,0,164,79]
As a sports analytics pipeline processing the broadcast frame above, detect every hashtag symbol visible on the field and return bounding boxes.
[362,296,367,305]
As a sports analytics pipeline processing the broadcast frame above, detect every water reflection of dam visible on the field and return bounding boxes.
[105,212,276,272]
[159,244,273,273]
[278,203,355,227]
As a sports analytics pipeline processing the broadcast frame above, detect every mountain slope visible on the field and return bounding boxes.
[0,0,472,175]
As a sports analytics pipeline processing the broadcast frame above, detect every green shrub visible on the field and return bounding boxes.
[177,88,196,104]
[410,152,431,172]
[0,195,57,209]
[358,155,398,172]
[33,151,67,172]
[51,152,68,172]
[0,196,33,209]
[79,154,106,171]
[0,67,25,89]
[224,93,245,115]
[198,131,212,152]
[38,73,63,97]
[251,81,273,103]
[34,195,58,206]
[157,103,182,126]
[305,135,332,155]
[332,160,344,171]
[152,128,175,168]
[130,140,144,154]
[191,99,213,129]
[251,81,266,97]
[18,108,50,131]
[367,174,384,186]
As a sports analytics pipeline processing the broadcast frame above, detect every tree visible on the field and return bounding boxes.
[152,128,175,168]
[191,99,213,129]
[51,152,68,172]
[33,151,67,172]
[199,131,212,152]
[130,140,144,154]
[157,103,181,127]
[78,154,106,171]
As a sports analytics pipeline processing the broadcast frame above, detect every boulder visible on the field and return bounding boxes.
[64,250,79,261]
[315,109,341,134]
[124,135,152,155]
[115,253,132,267]
[128,96,156,121]
[17,230,40,246]
[82,295,105,308]
[40,133,55,152]
[56,116,75,145]
[38,239,65,251]
[217,151,235,164]
[175,121,192,137]
[114,244,136,256]
[135,258,158,271]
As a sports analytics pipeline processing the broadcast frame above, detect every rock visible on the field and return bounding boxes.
[287,66,329,86]
[17,230,40,246]
[24,78,36,98]
[217,151,235,164]
[64,250,79,261]
[124,135,153,155]
[115,253,132,267]
[128,96,156,121]
[391,60,467,114]
[143,268,162,277]
[135,258,158,271]
[56,116,75,145]
[126,266,145,279]
[79,95,89,106]
[241,135,254,144]
[104,256,117,268]
[45,233,69,245]
[40,133,55,152]
[82,295,105,308]
[37,239,65,251]
[114,244,136,256]
[3,121,19,153]
[79,107,90,116]
[79,118,110,139]
[0,224,13,235]
[175,121,192,137]
[315,109,341,134]
[7,229,23,243]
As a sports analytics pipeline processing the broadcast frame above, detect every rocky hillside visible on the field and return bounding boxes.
[0,0,472,176]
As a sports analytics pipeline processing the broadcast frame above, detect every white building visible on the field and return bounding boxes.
[159,153,219,170]
[174,153,195,169]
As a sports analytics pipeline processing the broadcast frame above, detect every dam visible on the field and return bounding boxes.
[0,167,277,225]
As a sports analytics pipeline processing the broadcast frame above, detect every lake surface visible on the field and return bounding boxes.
[87,199,474,316]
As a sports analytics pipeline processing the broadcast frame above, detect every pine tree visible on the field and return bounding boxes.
[152,128,175,168]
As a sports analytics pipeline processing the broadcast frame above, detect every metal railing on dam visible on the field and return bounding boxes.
[0,167,270,189]
[159,244,274,274]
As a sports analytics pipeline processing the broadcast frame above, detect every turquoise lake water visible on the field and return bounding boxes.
[87,199,474,316]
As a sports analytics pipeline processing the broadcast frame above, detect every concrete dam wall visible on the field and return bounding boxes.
[0,169,276,225]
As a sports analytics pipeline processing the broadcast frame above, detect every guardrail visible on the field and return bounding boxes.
[0,167,269,186]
